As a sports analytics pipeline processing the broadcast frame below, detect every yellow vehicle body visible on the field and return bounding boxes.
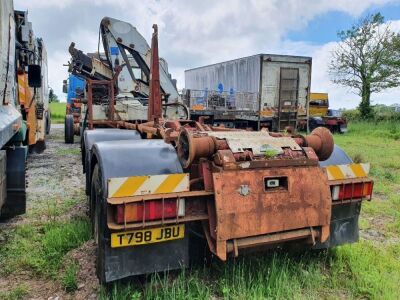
[17,73,43,146]
[309,92,329,117]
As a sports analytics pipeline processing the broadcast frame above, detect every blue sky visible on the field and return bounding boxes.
[288,2,400,44]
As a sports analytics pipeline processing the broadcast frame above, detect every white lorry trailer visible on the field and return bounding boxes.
[184,54,311,131]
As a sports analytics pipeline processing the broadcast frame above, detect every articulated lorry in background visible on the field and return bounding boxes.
[304,92,347,133]
[68,19,374,284]
[184,54,311,131]
[0,0,49,218]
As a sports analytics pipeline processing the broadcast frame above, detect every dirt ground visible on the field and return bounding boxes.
[0,125,99,299]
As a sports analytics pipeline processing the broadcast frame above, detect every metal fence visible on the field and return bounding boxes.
[183,89,259,112]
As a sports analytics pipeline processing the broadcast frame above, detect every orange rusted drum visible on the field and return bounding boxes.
[304,127,334,161]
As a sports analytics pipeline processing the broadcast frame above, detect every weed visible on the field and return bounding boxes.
[62,260,79,292]
[352,153,364,163]
[0,217,91,278]
[49,102,66,124]
[56,148,81,156]
[0,285,29,300]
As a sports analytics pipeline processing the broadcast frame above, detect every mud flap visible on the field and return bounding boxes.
[93,139,188,282]
[313,202,361,249]
[103,233,189,282]
[0,146,27,218]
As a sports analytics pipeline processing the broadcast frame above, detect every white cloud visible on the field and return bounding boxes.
[13,0,400,107]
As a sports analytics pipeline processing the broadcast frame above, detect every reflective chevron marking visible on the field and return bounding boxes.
[324,163,370,181]
[108,173,189,198]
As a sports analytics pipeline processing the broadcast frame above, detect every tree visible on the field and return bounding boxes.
[329,13,400,118]
[49,88,59,103]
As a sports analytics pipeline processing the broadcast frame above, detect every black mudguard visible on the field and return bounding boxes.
[314,202,361,249]
[83,129,141,195]
[104,236,189,281]
[319,145,352,167]
[92,139,188,283]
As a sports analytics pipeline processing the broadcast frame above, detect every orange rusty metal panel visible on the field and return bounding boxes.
[27,101,37,145]
[17,73,32,106]
[211,166,331,256]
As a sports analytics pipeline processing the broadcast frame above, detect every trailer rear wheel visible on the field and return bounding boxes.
[65,114,74,144]
[91,164,107,284]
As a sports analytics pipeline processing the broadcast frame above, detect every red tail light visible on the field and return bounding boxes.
[115,199,185,224]
[331,181,373,201]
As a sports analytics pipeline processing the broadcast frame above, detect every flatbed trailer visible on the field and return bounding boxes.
[74,23,374,284]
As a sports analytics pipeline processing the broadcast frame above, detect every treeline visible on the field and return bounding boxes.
[341,105,400,122]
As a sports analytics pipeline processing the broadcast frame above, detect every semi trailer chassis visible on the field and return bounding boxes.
[77,24,373,284]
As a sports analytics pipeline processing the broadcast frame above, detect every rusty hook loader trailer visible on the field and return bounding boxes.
[1,0,49,218]
[75,21,374,284]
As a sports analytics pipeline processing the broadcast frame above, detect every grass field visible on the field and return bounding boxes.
[0,121,399,299]
[49,102,66,124]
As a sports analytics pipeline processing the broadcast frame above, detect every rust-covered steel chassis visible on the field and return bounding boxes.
[84,23,373,283]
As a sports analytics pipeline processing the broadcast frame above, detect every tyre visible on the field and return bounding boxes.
[45,111,51,135]
[65,114,74,144]
[91,164,108,285]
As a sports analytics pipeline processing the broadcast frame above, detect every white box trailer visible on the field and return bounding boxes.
[184,54,311,131]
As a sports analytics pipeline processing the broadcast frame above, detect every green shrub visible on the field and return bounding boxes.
[342,107,400,123]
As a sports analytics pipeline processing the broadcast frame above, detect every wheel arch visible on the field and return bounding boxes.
[83,129,141,195]
[319,144,353,166]
[90,139,183,199]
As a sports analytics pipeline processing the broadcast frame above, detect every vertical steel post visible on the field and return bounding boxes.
[87,80,93,129]
[148,24,162,124]
[110,81,115,121]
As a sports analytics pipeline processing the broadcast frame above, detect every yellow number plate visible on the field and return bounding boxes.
[111,224,185,248]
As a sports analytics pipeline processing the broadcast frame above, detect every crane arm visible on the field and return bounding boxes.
[100,17,179,102]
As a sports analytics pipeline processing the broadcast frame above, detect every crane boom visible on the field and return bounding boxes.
[69,17,179,103]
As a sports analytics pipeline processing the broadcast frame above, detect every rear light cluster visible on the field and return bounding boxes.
[115,199,185,224]
[331,181,373,201]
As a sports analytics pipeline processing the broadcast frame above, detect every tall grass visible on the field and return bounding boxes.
[340,120,400,140]
[100,244,400,299]
[0,217,91,278]
[49,102,66,124]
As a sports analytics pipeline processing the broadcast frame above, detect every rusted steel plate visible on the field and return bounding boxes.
[205,131,302,154]
[211,166,331,259]
[226,228,316,253]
